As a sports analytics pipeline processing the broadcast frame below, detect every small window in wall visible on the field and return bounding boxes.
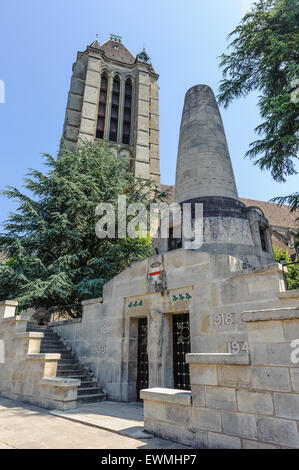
[96,73,108,140]
[259,225,268,251]
[109,76,120,142]
[122,78,132,145]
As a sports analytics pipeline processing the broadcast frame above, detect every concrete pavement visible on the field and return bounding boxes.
[0,397,188,449]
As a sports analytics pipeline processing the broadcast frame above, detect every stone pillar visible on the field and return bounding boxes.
[59,54,88,152]
[0,300,18,321]
[134,69,150,179]
[147,310,172,388]
[149,78,160,183]
[105,74,114,140]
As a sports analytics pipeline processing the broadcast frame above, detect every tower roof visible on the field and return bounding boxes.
[100,38,135,65]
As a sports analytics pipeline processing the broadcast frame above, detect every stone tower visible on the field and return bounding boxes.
[60,34,160,183]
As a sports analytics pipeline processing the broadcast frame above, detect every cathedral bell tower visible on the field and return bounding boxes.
[60,34,160,183]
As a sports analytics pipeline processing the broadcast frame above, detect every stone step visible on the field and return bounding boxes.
[77,393,106,404]
[57,364,83,371]
[45,352,74,359]
[80,380,99,388]
[41,341,63,347]
[61,373,93,380]
[27,324,107,403]
[58,359,80,366]
[77,387,103,396]
[57,369,88,377]
[40,345,71,352]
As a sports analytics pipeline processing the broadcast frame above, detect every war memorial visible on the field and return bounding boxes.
[0,35,298,449]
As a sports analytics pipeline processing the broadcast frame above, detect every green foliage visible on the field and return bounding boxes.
[0,142,168,310]
[218,0,299,183]
[273,247,299,289]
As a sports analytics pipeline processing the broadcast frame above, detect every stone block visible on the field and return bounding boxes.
[217,365,251,387]
[192,407,222,431]
[83,85,99,104]
[274,393,299,420]
[79,116,96,136]
[205,386,237,411]
[179,427,208,448]
[138,114,149,132]
[247,321,284,344]
[242,439,280,449]
[66,109,81,127]
[70,77,85,96]
[149,129,159,145]
[258,417,299,447]
[222,412,258,439]
[150,113,159,130]
[252,366,291,392]
[190,364,218,386]
[143,400,166,421]
[64,126,79,142]
[166,404,191,426]
[85,69,100,88]
[137,99,149,117]
[283,319,299,341]
[237,390,274,415]
[144,417,155,433]
[154,420,179,442]
[150,157,160,174]
[81,102,97,121]
[150,98,159,115]
[67,93,83,112]
[0,301,18,320]
[251,343,294,366]
[191,385,205,407]
[208,432,241,449]
[136,129,149,147]
[138,71,150,86]
[138,83,149,101]
[290,368,299,392]
[141,388,191,405]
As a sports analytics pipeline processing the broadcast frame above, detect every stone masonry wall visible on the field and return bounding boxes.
[142,304,299,448]
[50,251,299,403]
[0,301,80,410]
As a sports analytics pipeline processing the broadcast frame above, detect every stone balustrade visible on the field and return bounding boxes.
[0,301,80,410]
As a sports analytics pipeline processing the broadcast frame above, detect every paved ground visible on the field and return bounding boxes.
[50,400,148,439]
[0,397,188,449]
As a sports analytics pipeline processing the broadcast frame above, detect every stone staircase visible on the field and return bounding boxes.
[26,322,106,404]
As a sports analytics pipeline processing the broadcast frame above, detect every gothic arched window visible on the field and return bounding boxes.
[109,75,120,142]
[122,78,132,145]
[96,73,108,139]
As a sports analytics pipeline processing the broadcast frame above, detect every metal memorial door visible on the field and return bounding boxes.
[173,313,191,390]
[136,317,149,400]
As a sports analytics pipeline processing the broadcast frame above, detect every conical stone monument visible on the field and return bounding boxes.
[160,84,274,267]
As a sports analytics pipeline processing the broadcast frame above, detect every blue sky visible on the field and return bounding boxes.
[0,0,298,225]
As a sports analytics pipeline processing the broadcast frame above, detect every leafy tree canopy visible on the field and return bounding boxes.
[273,246,299,289]
[0,142,168,310]
[218,0,299,183]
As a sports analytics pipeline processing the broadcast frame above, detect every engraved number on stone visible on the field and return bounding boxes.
[212,313,234,326]
[227,341,249,354]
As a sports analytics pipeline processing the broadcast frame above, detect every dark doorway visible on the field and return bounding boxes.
[136,317,148,400]
[173,313,191,390]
